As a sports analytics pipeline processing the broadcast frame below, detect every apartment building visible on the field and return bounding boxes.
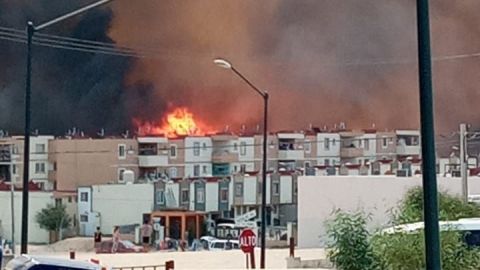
[316,132,341,167]
[184,136,212,177]
[137,137,169,181]
[49,138,139,192]
[396,130,421,158]
[277,132,304,172]
[0,135,53,189]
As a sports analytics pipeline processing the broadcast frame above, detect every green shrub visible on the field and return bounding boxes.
[326,210,376,270]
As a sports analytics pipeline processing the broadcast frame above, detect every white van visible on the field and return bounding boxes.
[209,239,240,251]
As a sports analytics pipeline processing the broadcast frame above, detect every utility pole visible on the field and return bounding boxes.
[9,144,15,256]
[416,0,441,269]
[460,123,468,203]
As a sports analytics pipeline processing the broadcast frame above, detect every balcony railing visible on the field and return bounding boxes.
[212,150,238,163]
[138,155,168,167]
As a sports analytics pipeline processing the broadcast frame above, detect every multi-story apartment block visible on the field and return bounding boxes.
[376,131,397,161]
[238,136,256,173]
[277,132,305,172]
[49,138,138,192]
[316,132,341,167]
[254,134,279,172]
[137,137,169,181]
[339,131,365,165]
[395,130,421,158]
[0,135,53,189]
[184,136,212,177]
[211,134,239,176]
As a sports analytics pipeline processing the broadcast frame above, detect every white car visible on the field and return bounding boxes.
[208,239,240,251]
[5,255,101,270]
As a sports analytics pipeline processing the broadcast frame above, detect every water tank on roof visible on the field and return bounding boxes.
[123,170,135,184]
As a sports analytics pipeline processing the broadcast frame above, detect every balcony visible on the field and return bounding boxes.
[138,155,168,167]
[396,145,421,156]
[340,147,364,158]
[212,150,238,163]
[278,150,304,160]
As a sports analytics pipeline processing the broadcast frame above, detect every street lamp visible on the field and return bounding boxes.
[214,58,269,269]
[21,0,112,254]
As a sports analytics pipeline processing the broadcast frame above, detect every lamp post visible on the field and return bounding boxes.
[214,58,269,269]
[21,0,112,254]
[416,0,441,269]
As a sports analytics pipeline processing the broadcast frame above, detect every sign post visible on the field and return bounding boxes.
[239,229,257,269]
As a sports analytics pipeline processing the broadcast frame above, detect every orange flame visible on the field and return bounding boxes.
[134,107,216,138]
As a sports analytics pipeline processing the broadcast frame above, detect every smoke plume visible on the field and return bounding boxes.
[1,0,479,135]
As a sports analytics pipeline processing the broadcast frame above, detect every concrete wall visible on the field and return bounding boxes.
[50,138,138,191]
[0,191,54,244]
[91,183,154,235]
[298,175,480,248]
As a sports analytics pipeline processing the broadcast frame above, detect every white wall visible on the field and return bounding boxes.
[30,136,54,182]
[205,182,219,212]
[239,137,255,162]
[280,175,293,204]
[185,163,212,177]
[360,133,376,159]
[185,137,212,163]
[317,133,340,165]
[298,176,480,248]
[92,183,154,234]
[243,176,257,205]
[0,191,53,244]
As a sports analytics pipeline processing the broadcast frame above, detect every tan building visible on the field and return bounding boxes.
[49,138,139,192]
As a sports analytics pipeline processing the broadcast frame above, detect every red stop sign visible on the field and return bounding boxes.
[239,229,256,253]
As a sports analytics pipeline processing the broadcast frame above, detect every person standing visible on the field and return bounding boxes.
[111,226,120,253]
[94,227,102,249]
[141,221,153,251]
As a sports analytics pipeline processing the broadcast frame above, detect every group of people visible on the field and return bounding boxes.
[93,220,153,253]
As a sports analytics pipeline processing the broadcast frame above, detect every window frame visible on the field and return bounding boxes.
[170,145,177,158]
[193,142,201,156]
[181,189,190,204]
[118,144,127,160]
[156,190,165,204]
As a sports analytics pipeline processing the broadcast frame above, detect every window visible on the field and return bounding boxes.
[80,192,88,202]
[68,196,72,203]
[273,182,280,195]
[220,188,228,202]
[55,198,62,207]
[193,142,200,156]
[325,159,330,166]
[169,167,177,178]
[304,140,311,153]
[194,165,200,177]
[364,139,369,150]
[35,162,45,173]
[202,142,207,150]
[181,189,189,203]
[118,168,126,182]
[196,187,205,203]
[80,214,88,222]
[234,165,238,172]
[202,165,208,174]
[233,142,238,151]
[240,142,247,156]
[170,145,177,158]
[12,164,16,174]
[118,144,126,159]
[324,138,330,150]
[332,139,336,146]
[382,138,388,149]
[156,190,165,204]
[240,164,246,172]
[305,161,311,168]
[235,183,243,197]
[35,143,45,154]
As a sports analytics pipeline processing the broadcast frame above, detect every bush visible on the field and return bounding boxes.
[36,204,71,232]
[326,187,480,270]
[395,187,480,223]
[326,210,376,270]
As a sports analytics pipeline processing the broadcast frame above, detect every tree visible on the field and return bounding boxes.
[36,204,71,233]
[394,187,480,223]
[326,187,480,270]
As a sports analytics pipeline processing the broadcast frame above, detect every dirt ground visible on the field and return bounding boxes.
[6,238,327,269]
[26,246,327,269]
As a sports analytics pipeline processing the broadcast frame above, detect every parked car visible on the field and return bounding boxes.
[5,255,101,270]
[208,239,240,251]
[96,240,145,253]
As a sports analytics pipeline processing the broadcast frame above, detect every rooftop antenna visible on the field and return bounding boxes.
[339,122,346,130]
[241,124,246,133]
[256,124,260,133]
[225,125,230,132]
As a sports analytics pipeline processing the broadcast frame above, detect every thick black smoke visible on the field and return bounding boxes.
[0,1,149,135]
